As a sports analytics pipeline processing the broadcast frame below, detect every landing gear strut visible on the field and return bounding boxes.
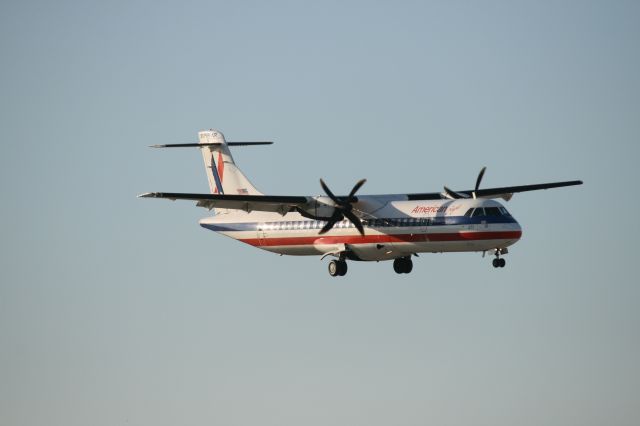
[328,259,348,277]
[393,257,413,274]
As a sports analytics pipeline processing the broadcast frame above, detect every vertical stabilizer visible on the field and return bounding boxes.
[198,130,263,196]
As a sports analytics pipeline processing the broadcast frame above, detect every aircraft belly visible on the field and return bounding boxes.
[260,245,324,256]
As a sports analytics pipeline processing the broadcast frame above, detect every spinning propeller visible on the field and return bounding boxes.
[443,166,486,199]
[297,178,367,235]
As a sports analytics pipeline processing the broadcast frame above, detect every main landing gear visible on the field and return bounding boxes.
[328,259,348,277]
[393,257,413,274]
[492,256,506,268]
[328,256,415,277]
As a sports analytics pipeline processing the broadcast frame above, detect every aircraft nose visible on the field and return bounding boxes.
[513,218,523,239]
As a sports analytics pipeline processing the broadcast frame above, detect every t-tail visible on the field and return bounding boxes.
[151,129,270,196]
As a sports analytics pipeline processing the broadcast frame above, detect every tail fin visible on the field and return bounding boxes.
[198,130,263,196]
[150,129,268,196]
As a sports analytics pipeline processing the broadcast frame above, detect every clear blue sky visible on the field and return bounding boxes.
[1,1,639,425]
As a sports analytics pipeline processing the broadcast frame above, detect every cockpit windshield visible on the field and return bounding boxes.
[466,206,511,218]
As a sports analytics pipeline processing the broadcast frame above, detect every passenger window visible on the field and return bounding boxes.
[472,208,485,217]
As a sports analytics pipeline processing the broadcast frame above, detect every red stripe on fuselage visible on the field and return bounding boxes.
[241,230,522,247]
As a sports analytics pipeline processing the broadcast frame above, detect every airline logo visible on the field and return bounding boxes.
[411,205,462,215]
[210,152,225,194]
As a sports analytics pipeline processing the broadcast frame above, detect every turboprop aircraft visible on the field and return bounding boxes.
[140,129,582,276]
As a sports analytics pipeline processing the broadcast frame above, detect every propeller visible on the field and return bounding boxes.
[297,178,367,236]
[443,166,486,199]
[319,178,366,235]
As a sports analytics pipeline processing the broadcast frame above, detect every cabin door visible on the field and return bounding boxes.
[257,224,267,246]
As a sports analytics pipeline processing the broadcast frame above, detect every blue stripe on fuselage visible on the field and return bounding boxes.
[201,215,517,232]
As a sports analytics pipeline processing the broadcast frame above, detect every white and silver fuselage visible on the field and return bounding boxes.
[200,198,522,261]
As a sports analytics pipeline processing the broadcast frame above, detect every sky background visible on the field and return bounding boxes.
[1,1,639,425]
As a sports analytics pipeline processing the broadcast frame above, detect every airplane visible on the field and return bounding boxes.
[139,129,582,277]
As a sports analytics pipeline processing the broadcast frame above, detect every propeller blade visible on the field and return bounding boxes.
[318,210,343,234]
[348,178,367,200]
[443,186,468,199]
[343,210,365,236]
[320,178,340,205]
[319,218,339,234]
[475,166,486,193]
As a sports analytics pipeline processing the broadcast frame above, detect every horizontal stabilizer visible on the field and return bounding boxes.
[150,142,273,148]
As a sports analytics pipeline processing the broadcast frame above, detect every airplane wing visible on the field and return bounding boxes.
[138,192,310,214]
[407,180,583,201]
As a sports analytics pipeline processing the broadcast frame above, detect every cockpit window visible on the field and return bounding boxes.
[464,208,474,217]
[485,207,501,216]
[499,207,511,216]
[471,208,485,217]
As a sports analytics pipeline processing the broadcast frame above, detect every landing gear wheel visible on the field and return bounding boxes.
[328,260,348,277]
[404,258,413,274]
[393,257,413,274]
[328,260,339,276]
[393,258,403,274]
[337,260,348,276]
[492,257,507,268]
